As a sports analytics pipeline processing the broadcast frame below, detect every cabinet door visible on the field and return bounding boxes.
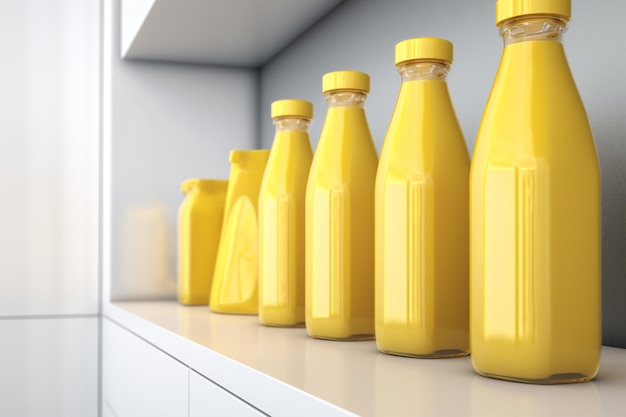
[102,319,188,417]
[190,370,266,417]
[0,318,98,417]
[0,0,100,316]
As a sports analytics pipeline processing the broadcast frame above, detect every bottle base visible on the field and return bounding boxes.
[380,348,469,359]
[309,333,375,341]
[209,307,258,316]
[260,321,306,328]
[476,370,595,385]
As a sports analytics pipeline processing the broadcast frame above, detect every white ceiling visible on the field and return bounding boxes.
[121,0,344,67]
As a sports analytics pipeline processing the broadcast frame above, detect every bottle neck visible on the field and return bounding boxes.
[397,61,450,82]
[499,15,568,46]
[324,90,367,108]
[272,117,311,132]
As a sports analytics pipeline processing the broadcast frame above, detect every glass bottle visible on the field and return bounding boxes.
[259,99,314,327]
[178,179,228,305]
[470,0,601,383]
[210,149,270,314]
[375,38,470,357]
[305,70,378,340]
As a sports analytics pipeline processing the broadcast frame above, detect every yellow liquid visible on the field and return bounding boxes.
[376,79,470,357]
[470,40,601,383]
[210,150,270,314]
[259,127,312,327]
[305,105,378,340]
[178,180,228,305]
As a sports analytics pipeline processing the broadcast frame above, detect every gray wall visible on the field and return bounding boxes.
[105,0,258,301]
[259,0,626,348]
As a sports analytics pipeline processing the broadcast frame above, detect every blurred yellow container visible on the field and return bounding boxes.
[178,179,228,305]
[259,99,313,327]
[210,149,270,314]
[305,70,378,340]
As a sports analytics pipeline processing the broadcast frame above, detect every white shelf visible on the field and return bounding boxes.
[104,301,626,417]
[120,0,343,66]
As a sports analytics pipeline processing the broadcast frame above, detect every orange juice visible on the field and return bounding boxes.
[305,71,378,340]
[470,0,601,383]
[259,99,313,327]
[375,38,469,357]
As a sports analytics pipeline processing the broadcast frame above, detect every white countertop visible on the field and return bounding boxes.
[104,301,626,417]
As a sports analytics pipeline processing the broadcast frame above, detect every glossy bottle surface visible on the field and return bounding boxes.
[178,179,228,305]
[470,9,601,383]
[375,38,470,358]
[305,71,378,340]
[259,100,313,327]
[210,150,270,314]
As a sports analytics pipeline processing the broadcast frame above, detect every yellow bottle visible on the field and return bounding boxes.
[210,150,270,314]
[375,38,470,357]
[259,99,314,327]
[178,179,228,305]
[305,70,378,340]
[470,0,601,383]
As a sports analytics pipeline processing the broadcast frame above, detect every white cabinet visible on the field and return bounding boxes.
[0,318,98,417]
[0,2,100,416]
[0,0,100,317]
[190,370,265,417]
[104,302,626,417]
[102,319,189,417]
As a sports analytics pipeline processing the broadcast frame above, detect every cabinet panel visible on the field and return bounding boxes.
[190,370,265,417]
[0,318,98,417]
[102,319,188,417]
[0,0,100,316]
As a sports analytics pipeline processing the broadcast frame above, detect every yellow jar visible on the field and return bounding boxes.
[470,0,601,383]
[305,71,378,340]
[259,99,313,327]
[210,150,270,314]
[178,179,228,305]
[375,38,470,358]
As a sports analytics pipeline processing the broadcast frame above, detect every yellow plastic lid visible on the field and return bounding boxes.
[496,0,571,25]
[322,71,370,94]
[271,99,313,119]
[181,178,227,194]
[395,38,453,66]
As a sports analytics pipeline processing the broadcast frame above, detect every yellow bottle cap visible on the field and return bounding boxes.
[496,0,571,25]
[322,71,370,94]
[395,38,453,66]
[271,99,313,119]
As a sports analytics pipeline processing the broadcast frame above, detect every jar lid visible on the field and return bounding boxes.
[496,0,571,25]
[322,71,370,94]
[181,179,228,194]
[395,38,453,66]
[271,99,313,119]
